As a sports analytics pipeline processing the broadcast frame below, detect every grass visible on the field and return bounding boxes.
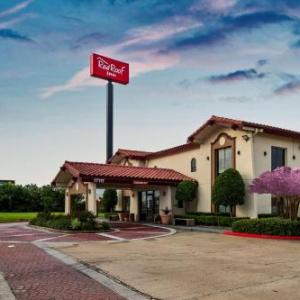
[0,212,64,223]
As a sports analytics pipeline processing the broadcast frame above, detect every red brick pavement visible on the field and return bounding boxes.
[0,243,125,300]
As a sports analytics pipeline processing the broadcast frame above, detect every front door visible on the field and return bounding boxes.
[138,190,159,222]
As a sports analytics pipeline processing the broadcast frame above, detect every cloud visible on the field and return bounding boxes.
[72,32,106,49]
[0,13,36,30]
[0,0,33,18]
[257,59,268,66]
[40,16,201,98]
[274,80,300,95]
[209,68,265,83]
[0,29,33,42]
[167,11,293,52]
[190,0,236,13]
[219,96,252,103]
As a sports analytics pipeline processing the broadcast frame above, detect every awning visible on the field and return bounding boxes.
[52,161,197,188]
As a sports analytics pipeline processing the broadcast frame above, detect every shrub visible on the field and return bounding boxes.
[101,189,118,212]
[75,211,96,230]
[175,181,197,208]
[212,168,245,216]
[100,221,111,231]
[175,214,248,227]
[71,218,81,230]
[232,218,300,236]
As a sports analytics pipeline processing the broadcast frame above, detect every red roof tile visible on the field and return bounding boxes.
[188,115,300,142]
[55,161,195,184]
[146,143,199,159]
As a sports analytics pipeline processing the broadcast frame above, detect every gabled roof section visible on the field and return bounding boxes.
[108,148,152,164]
[146,143,199,160]
[52,161,196,187]
[188,115,300,142]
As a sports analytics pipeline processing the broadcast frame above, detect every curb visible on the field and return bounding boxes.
[224,230,300,240]
[167,225,226,234]
[0,272,15,300]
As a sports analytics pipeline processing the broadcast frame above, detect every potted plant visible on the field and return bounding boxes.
[160,206,172,225]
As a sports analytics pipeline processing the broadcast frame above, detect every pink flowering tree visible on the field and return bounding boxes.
[250,167,300,220]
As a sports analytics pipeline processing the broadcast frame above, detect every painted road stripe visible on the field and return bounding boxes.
[35,234,71,242]
[97,233,128,241]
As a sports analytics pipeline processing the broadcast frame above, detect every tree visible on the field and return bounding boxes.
[102,189,118,212]
[212,168,245,216]
[175,181,197,210]
[250,167,300,220]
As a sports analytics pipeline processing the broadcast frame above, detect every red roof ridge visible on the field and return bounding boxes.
[65,160,186,173]
[146,142,199,159]
[188,115,300,142]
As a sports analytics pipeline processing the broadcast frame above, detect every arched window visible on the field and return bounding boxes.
[191,158,196,172]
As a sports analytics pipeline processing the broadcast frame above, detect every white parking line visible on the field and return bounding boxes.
[97,233,128,242]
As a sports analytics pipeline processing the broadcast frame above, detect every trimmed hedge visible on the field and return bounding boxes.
[175,214,248,227]
[30,212,110,231]
[232,218,300,236]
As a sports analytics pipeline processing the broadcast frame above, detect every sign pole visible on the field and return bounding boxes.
[106,80,113,161]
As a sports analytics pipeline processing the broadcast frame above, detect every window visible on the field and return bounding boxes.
[271,147,286,214]
[271,147,286,170]
[191,158,197,172]
[216,147,232,176]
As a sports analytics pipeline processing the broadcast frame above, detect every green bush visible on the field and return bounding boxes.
[232,218,300,236]
[175,214,248,227]
[30,211,109,231]
[101,189,118,212]
[100,221,111,231]
[258,213,279,218]
[71,218,81,230]
[175,181,197,207]
[212,168,245,215]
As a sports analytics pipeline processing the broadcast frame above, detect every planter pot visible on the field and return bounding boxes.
[118,212,125,221]
[118,212,129,221]
[160,214,171,225]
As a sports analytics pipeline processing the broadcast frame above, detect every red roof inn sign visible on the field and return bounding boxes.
[90,53,129,161]
[90,53,129,85]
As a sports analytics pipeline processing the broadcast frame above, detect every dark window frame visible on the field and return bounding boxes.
[191,158,197,172]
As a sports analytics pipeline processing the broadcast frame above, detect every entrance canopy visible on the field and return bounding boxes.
[52,161,196,189]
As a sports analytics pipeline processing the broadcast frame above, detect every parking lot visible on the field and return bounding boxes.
[55,230,300,300]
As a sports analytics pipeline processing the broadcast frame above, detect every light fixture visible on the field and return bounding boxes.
[264,151,267,156]
[242,135,250,142]
[237,150,241,155]
[206,156,210,161]
[293,155,296,160]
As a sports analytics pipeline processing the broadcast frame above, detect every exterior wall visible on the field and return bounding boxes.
[253,134,300,215]
[147,127,256,217]
[116,129,300,219]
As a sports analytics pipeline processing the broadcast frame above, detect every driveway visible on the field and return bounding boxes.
[0,222,172,300]
[54,230,300,300]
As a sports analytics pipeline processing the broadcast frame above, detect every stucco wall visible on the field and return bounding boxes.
[147,127,256,217]
[253,134,300,214]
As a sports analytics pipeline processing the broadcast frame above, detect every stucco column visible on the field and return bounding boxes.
[159,186,175,215]
[115,190,123,211]
[87,182,97,215]
[65,189,71,215]
[130,190,139,221]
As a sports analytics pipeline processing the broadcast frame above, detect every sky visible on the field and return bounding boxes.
[2,0,300,185]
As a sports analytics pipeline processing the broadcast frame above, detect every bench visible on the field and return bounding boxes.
[173,218,195,226]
